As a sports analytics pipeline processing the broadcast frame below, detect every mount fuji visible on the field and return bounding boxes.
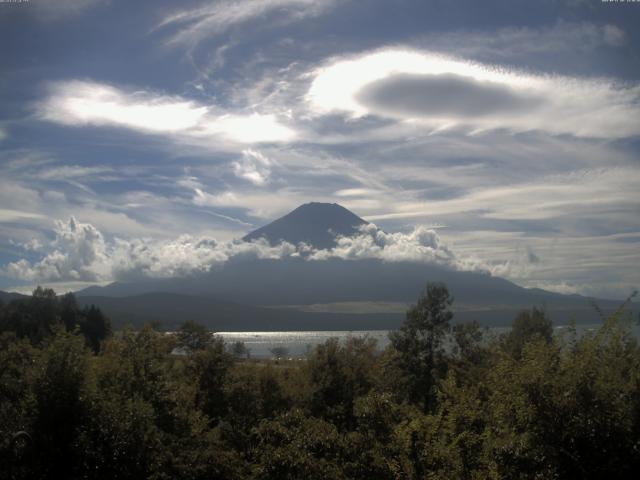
[71,203,627,330]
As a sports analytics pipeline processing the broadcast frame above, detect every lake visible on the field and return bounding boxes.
[216,323,640,358]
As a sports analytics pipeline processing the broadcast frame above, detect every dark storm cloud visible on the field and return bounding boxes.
[356,73,543,118]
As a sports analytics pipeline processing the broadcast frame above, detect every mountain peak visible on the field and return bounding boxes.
[243,202,368,249]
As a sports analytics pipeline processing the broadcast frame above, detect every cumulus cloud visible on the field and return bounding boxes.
[9,238,43,252]
[3,217,492,284]
[37,80,296,144]
[309,223,487,272]
[3,217,300,283]
[5,217,110,282]
[307,48,640,138]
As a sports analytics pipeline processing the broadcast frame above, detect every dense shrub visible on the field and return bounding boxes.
[0,285,638,479]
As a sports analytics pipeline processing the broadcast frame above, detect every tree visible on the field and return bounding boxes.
[0,289,110,353]
[269,346,289,359]
[230,341,250,359]
[389,282,453,412]
[306,336,378,429]
[31,330,90,479]
[80,304,111,353]
[177,320,211,352]
[503,307,552,359]
[188,337,234,422]
[1,287,60,344]
[59,293,80,333]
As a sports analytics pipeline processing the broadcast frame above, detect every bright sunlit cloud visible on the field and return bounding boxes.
[307,48,640,138]
[38,80,296,144]
[39,81,207,132]
[200,113,296,143]
[1,217,487,284]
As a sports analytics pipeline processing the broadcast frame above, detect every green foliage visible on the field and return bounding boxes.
[80,304,111,353]
[0,333,38,479]
[230,340,250,358]
[503,306,553,359]
[31,329,91,478]
[250,410,346,480]
[177,320,212,352]
[306,336,378,429]
[1,283,639,479]
[0,287,111,352]
[389,282,453,411]
[187,336,234,422]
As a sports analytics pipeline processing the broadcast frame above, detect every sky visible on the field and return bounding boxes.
[0,0,639,299]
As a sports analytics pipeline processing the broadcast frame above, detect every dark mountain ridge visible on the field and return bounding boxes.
[243,202,368,249]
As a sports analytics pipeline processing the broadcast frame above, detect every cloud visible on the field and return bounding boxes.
[233,149,272,185]
[3,217,487,284]
[199,113,296,144]
[418,22,628,60]
[37,80,296,145]
[362,166,640,223]
[9,238,43,252]
[193,189,239,208]
[157,0,338,49]
[39,81,207,133]
[307,48,640,138]
[602,24,626,47]
[309,223,486,273]
[4,216,637,299]
[5,217,110,282]
[2,216,299,283]
[37,165,113,181]
[357,73,542,118]
[0,209,46,223]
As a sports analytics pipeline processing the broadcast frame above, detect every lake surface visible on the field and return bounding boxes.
[216,323,640,358]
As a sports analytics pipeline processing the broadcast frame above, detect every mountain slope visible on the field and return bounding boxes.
[243,202,368,249]
[74,202,634,329]
[0,290,28,303]
[76,292,403,331]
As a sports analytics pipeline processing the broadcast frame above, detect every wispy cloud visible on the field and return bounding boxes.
[417,22,628,61]
[157,0,339,49]
[37,80,296,145]
[233,149,272,185]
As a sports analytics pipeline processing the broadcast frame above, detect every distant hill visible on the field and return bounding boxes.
[0,290,28,303]
[75,258,628,329]
[76,292,404,331]
[243,202,368,249]
[75,290,628,331]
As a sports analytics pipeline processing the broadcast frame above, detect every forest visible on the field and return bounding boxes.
[1,283,639,479]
